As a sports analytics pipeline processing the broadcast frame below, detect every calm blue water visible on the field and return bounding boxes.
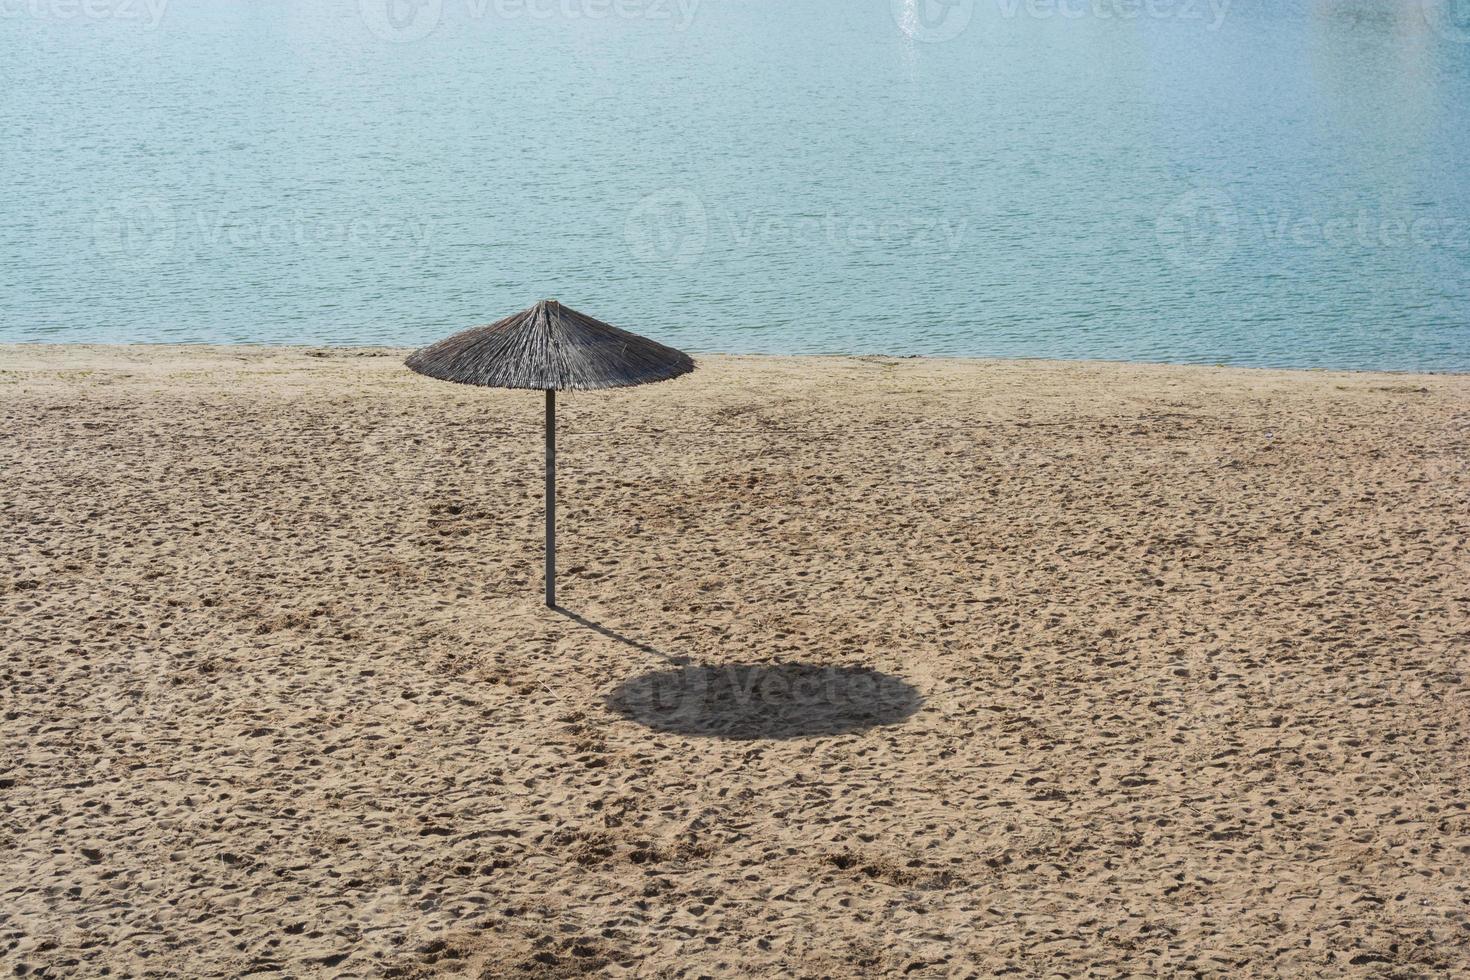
[2,0,1468,370]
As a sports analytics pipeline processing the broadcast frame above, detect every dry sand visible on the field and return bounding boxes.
[2,344,1468,979]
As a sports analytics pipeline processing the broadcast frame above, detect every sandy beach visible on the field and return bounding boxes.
[2,344,1468,978]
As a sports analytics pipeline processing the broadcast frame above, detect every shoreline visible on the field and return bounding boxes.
[3,341,1467,380]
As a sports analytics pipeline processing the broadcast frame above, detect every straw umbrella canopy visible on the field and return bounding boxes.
[405,300,695,607]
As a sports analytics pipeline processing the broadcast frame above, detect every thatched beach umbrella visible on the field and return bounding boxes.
[405,300,695,607]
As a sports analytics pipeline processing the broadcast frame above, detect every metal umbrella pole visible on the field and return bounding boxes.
[545,389,556,608]
[402,301,694,605]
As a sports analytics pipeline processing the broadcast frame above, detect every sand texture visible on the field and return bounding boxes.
[2,345,1468,978]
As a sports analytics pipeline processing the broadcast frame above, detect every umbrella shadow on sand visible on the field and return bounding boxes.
[560,612,922,739]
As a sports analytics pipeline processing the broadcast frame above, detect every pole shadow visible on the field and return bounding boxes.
[553,607,687,664]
